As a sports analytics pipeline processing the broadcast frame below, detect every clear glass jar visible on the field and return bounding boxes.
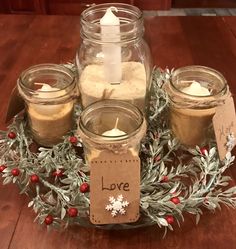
[165,65,229,147]
[78,100,146,161]
[17,64,76,147]
[76,3,152,113]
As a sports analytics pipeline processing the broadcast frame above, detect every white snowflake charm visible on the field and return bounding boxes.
[105,194,129,217]
[226,132,236,151]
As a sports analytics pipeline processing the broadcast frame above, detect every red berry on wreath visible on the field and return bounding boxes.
[0,165,7,173]
[11,168,20,176]
[155,156,161,162]
[52,169,64,177]
[30,174,40,183]
[200,147,208,155]
[69,136,78,144]
[80,182,90,193]
[8,131,16,139]
[68,207,78,217]
[161,176,168,183]
[44,215,53,225]
[170,197,180,205]
[165,215,174,224]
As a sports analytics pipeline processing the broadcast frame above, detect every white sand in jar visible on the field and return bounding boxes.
[79,62,146,111]
[28,102,73,146]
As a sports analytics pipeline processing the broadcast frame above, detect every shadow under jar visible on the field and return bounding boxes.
[76,3,152,113]
[17,64,76,147]
[165,65,229,147]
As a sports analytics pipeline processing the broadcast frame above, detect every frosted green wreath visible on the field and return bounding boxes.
[0,67,236,234]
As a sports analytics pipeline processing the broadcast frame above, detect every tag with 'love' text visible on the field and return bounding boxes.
[89,150,140,225]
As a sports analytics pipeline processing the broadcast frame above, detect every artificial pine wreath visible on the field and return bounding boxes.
[0,67,236,233]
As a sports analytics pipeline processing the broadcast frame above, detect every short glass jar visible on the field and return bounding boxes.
[17,64,76,147]
[165,65,229,147]
[78,100,147,161]
[76,3,152,113]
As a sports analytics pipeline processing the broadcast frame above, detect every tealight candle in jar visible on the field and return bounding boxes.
[78,100,146,162]
[17,64,76,147]
[76,3,152,113]
[165,65,229,147]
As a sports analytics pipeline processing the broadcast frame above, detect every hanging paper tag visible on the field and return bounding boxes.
[5,86,24,123]
[213,96,236,160]
[90,150,140,225]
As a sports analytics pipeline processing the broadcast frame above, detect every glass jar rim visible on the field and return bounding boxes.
[81,3,143,28]
[18,63,76,96]
[79,99,145,142]
[170,65,227,99]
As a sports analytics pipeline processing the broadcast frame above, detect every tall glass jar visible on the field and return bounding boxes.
[78,100,146,161]
[17,64,76,147]
[165,65,229,147]
[76,3,152,113]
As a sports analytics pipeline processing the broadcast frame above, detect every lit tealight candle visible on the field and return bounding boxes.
[28,83,74,146]
[17,64,76,147]
[102,118,126,136]
[33,83,62,115]
[169,80,214,146]
[181,81,210,96]
[36,83,59,94]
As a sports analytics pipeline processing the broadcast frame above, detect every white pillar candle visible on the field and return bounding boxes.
[100,7,122,84]
[102,118,126,136]
[181,81,210,96]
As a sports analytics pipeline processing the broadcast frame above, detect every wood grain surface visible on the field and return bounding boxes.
[172,0,236,8]
[0,15,236,249]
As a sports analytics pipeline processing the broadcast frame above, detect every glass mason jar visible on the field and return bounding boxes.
[17,64,76,147]
[76,3,152,113]
[78,100,146,161]
[165,65,229,147]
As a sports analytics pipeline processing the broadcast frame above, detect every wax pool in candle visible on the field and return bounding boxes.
[100,7,122,84]
[181,81,210,96]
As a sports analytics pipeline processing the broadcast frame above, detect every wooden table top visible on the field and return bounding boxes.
[0,14,236,249]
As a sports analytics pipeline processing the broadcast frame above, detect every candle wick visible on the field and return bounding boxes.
[114,118,119,129]
[109,6,118,13]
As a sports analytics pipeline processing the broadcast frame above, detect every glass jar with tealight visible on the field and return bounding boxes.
[17,64,76,147]
[165,65,229,147]
[78,99,147,160]
[78,100,146,227]
[76,3,152,113]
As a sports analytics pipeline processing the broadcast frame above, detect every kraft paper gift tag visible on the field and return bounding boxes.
[5,86,24,123]
[213,95,236,160]
[90,150,140,225]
